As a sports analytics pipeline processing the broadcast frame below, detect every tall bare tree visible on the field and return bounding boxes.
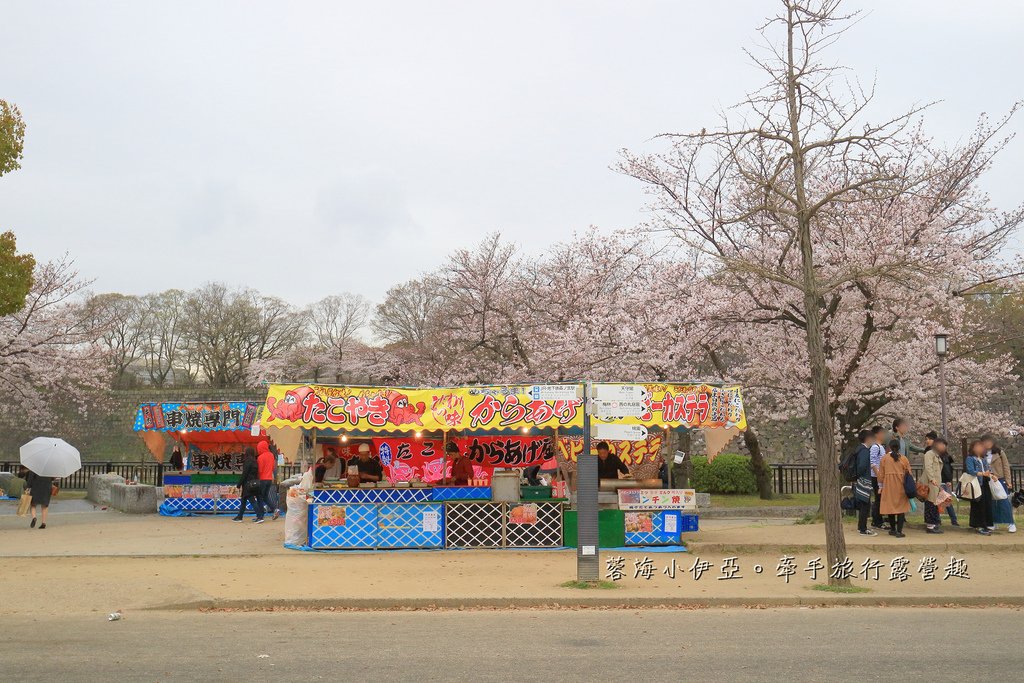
[308,293,369,382]
[618,0,1022,581]
[84,292,150,387]
[372,278,442,348]
[142,290,190,386]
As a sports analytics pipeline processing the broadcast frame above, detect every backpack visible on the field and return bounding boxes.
[839,449,859,482]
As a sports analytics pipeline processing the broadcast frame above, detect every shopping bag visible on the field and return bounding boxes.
[935,488,953,511]
[909,498,918,513]
[957,473,981,500]
[990,478,1008,501]
[284,485,309,547]
[16,492,32,516]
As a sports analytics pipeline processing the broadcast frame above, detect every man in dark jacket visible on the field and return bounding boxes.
[854,429,876,536]
[233,446,263,523]
[931,430,960,526]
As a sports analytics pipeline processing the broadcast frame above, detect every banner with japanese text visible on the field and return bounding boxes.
[262,384,583,432]
[134,402,262,432]
[371,436,552,483]
[592,383,746,430]
[556,434,664,466]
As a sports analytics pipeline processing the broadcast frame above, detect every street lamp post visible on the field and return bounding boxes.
[935,333,948,439]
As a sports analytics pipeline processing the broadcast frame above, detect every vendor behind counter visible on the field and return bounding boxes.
[315,443,383,484]
[596,441,629,480]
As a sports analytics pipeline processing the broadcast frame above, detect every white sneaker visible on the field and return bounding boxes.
[1009,524,1017,533]
[987,526,996,531]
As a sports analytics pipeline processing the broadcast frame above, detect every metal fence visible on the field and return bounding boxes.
[771,463,1024,496]
[4,461,1023,495]
[0,461,306,489]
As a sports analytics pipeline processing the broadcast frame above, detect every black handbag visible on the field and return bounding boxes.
[903,471,918,499]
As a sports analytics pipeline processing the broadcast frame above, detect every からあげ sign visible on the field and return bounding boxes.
[262,384,584,432]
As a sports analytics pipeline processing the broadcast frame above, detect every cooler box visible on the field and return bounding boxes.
[562,509,626,548]
[520,485,552,500]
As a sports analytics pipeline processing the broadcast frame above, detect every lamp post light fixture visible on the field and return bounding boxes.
[935,333,949,438]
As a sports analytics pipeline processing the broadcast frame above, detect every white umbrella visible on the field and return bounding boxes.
[20,437,82,478]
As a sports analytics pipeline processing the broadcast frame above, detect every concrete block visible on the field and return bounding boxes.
[696,493,711,508]
[109,483,158,514]
[0,471,24,498]
[87,473,125,506]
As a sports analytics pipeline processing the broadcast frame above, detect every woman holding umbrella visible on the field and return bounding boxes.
[20,437,82,529]
[24,469,57,528]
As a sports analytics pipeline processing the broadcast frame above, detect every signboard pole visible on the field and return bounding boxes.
[576,381,600,581]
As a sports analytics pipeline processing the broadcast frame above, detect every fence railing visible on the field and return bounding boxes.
[770,463,1024,496]
[4,461,1023,495]
[0,461,306,490]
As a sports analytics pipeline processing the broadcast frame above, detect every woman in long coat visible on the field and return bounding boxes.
[24,469,57,529]
[965,440,995,535]
[922,439,945,534]
[878,438,911,538]
[988,446,1016,533]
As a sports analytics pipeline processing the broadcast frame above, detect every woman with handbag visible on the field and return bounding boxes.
[922,438,947,534]
[988,446,1016,533]
[24,468,58,529]
[878,439,911,538]
[232,446,264,523]
[965,440,995,536]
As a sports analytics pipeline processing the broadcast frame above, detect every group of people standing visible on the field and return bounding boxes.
[233,440,279,524]
[852,419,1017,538]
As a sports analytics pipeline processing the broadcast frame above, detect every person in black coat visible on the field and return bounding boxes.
[232,447,264,523]
[24,469,57,529]
[169,447,184,471]
[934,432,960,526]
[853,430,875,536]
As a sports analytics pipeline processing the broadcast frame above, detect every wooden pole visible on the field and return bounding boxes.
[441,430,448,486]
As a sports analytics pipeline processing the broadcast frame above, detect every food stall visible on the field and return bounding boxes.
[265,381,745,551]
[262,383,580,550]
[132,401,268,515]
[560,382,746,548]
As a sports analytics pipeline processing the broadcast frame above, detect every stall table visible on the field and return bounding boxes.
[161,472,243,514]
[305,486,565,550]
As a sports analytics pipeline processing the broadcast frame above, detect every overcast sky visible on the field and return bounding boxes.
[2,1,1021,306]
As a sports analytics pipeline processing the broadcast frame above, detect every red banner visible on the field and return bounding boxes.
[370,436,552,483]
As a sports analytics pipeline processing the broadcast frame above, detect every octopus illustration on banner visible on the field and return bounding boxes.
[262,384,585,432]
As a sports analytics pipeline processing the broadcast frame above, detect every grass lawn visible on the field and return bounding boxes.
[711,493,819,508]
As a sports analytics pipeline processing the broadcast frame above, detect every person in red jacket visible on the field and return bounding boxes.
[256,440,278,521]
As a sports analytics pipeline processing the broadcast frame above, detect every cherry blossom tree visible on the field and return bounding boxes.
[618,0,1022,580]
[0,256,109,429]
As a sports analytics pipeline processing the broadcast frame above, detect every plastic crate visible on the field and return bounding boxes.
[520,485,553,500]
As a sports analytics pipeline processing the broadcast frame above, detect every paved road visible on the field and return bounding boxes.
[3,607,1021,682]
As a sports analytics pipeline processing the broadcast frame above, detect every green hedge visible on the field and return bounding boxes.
[690,453,757,494]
